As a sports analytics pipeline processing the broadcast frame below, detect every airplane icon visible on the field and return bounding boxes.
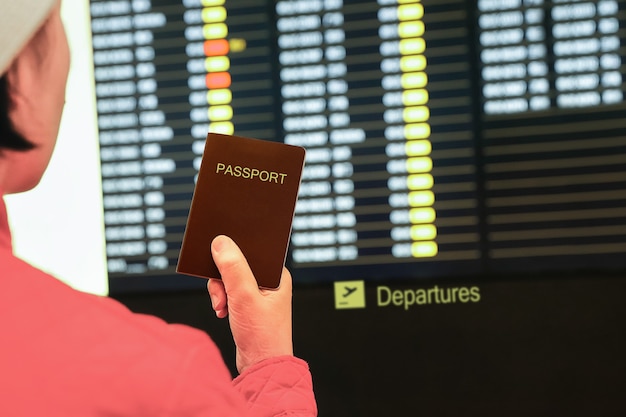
[334,280,366,309]
[343,286,357,297]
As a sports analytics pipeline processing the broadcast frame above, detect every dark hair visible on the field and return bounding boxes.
[0,74,34,151]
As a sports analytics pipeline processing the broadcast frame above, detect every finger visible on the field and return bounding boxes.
[207,278,228,318]
[211,235,258,297]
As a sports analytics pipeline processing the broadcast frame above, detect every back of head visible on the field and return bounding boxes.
[0,0,59,152]
[0,0,70,194]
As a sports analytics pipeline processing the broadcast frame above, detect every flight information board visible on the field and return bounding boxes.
[88,0,626,291]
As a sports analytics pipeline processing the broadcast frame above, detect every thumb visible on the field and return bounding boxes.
[211,235,257,296]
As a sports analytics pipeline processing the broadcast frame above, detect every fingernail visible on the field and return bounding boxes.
[212,235,230,254]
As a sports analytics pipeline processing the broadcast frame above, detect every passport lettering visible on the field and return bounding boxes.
[215,162,288,184]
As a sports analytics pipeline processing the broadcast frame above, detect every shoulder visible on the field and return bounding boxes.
[1,247,219,358]
[0,249,244,415]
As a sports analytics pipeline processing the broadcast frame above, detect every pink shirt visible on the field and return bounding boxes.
[0,194,317,416]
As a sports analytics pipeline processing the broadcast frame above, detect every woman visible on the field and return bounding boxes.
[0,1,316,415]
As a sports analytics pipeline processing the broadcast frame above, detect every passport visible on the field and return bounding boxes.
[176,132,306,289]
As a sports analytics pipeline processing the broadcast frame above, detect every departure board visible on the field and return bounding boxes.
[88,0,626,291]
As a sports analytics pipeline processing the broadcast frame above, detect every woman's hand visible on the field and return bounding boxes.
[207,235,294,374]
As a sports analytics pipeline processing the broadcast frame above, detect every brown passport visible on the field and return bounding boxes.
[176,132,305,289]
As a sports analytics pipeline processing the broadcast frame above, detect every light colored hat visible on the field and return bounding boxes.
[0,0,58,74]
